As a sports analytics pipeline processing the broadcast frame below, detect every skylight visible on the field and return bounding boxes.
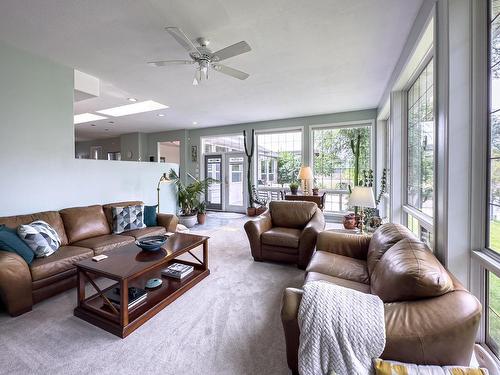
[74,113,107,124]
[96,100,168,117]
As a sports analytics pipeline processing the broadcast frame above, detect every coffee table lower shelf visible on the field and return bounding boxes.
[74,266,209,338]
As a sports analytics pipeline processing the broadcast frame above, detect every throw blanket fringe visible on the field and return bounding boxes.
[298,281,386,375]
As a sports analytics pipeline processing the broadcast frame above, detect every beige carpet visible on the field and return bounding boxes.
[0,217,304,375]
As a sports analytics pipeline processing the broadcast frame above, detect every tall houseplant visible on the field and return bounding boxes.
[244,129,257,216]
[168,169,214,228]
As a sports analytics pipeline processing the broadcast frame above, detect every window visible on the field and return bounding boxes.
[487,271,500,356]
[202,135,244,154]
[312,124,372,212]
[256,130,302,187]
[406,59,434,218]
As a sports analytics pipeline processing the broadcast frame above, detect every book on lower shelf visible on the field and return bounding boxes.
[161,263,194,279]
[103,286,147,311]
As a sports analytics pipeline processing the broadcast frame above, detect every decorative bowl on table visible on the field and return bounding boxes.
[135,235,167,252]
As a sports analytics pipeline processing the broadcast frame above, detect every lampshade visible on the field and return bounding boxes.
[298,166,313,180]
[348,186,376,208]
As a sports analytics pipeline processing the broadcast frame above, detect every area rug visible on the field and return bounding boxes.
[0,217,303,375]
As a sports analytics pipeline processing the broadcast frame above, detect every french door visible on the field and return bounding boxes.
[205,155,222,210]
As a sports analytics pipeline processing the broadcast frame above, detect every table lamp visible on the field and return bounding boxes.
[348,186,376,234]
[298,166,314,195]
[157,173,172,213]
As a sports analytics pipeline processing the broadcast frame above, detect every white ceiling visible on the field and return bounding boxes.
[0,0,423,140]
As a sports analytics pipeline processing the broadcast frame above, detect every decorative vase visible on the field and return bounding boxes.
[290,186,298,195]
[247,207,256,216]
[197,213,206,225]
[179,214,197,228]
[343,213,357,230]
[256,205,267,215]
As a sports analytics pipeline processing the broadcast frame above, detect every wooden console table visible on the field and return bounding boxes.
[284,193,326,210]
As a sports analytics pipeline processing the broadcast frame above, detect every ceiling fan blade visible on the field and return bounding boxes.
[212,64,249,80]
[212,41,251,61]
[165,27,200,57]
[148,60,194,67]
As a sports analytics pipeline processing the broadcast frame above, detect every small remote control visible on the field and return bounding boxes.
[92,254,108,262]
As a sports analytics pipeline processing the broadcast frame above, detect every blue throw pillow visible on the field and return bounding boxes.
[144,205,158,227]
[0,225,35,264]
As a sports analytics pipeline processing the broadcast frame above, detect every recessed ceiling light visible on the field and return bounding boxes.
[97,100,168,117]
[74,113,107,124]
[128,98,138,102]
[192,121,198,125]
[157,113,165,117]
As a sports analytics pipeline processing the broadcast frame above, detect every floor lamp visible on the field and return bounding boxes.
[157,173,172,213]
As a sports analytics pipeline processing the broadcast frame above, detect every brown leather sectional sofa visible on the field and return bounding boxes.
[244,201,325,269]
[281,223,482,374]
[0,201,178,316]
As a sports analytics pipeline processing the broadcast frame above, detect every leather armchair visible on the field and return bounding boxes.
[244,201,325,269]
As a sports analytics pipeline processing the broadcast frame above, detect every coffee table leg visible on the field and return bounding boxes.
[203,240,208,270]
[77,268,85,307]
[121,279,129,327]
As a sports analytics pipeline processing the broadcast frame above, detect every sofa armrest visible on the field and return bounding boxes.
[316,231,371,260]
[244,212,273,261]
[157,213,179,233]
[0,250,33,316]
[298,209,325,269]
[281,287,303,375]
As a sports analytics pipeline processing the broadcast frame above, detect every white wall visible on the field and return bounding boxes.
[0,40,177,216]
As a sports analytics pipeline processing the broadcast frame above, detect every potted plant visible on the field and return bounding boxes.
[197,201,207,225]
[168,169,214,228]
[289,182,299,195]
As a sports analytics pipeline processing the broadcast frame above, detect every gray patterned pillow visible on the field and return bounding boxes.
[17,220,61,258]
[112,205,146,234]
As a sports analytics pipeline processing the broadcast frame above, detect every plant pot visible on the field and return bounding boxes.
[246,207,256,216]
[256,205,267,215]
[197,213,206,225]
[343,213,357,230]
[179,214,198,228]
[312,188,319,196]
[290,187,298,195]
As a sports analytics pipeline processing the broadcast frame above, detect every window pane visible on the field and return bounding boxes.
[202,135,244,153]
[257,131,302,187]
[488,272,500,356]
[407,60,434,217]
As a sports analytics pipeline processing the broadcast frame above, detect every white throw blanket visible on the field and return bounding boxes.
[298,281,386,375]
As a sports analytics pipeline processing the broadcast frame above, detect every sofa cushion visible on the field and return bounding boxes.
[262,227,301,248]
[73,234,135,255]
[59,205,110,243]
[17,220,61,258]
[29,245,93,281]
[370,238,454,302]
[367,223,415,274]
[269,201,317,229]
[112,205,146,234]
[124,226,166,239]
[0,225,35,264]
[0,211,69,245]
[306,250,369,284]
[305,272,371,294]
[103,201,144,228]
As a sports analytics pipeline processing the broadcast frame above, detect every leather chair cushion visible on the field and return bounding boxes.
[370,238,454,302]
[103,201,144,228]
[306,250,369,284]
[124,226,166,239]
[262,227,301,248]
[269,201,317,228]
[29,245,93,281]
[0,211,69,246]
[367,223,415,274]
[73,234,135,255]
[60,205,111,243]
[305,271,371,294]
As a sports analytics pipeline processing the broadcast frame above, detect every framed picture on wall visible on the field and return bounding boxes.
[191,146,197,162]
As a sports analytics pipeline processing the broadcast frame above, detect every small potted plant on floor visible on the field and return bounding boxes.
[197,201,207,225]
[289,181,299,195]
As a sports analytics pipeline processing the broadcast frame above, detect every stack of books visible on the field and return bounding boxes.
[162,263,194,279]
[104,286,147,311]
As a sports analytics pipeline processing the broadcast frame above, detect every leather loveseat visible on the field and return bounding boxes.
[0,201,178,316]
[281,223,481,374]
[244,201,325,269]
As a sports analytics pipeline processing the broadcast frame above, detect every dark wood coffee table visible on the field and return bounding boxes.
[73,232,209,338]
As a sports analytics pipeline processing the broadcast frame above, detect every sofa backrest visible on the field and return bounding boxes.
[369,238,454,302]
[0,211,69,246]
[102,201,144,229]
[269,201,317,228]
[59,205,110,243]
[367,223,415,274]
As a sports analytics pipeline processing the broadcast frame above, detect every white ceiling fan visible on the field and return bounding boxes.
[148,27,251,85]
